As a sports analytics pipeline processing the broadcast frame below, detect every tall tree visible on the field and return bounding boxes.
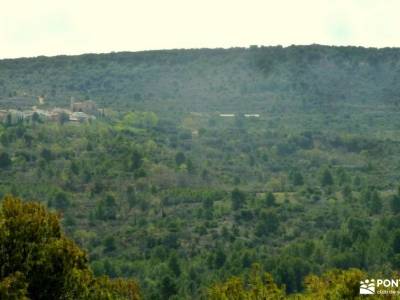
[321,169,334,186]
[0,152,11,169]
[265,192,276,207]
[231,188,246,210]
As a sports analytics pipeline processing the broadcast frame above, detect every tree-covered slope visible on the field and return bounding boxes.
[2,46,400,299]
[2,45,400,113]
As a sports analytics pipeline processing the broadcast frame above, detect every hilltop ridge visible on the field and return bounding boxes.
[1,45,400,115]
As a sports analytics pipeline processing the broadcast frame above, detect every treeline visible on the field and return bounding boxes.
[2,45,400,113]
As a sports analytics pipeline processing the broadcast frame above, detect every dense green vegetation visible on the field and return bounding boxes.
[208,264,400,299]
[2,45,400,299]
[0,196,140,299]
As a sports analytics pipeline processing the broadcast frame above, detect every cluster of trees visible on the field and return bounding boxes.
[1,192,394,300]
[208,264,374,300]
[0,110,399,298]
[2,46,400,298]
[0,196,140,299]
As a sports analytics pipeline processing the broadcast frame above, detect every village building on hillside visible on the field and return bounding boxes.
[0,99,101,125]
[8,109,24,124]
[71,99,99,115]
[0,110,8,123]
[37,96,45,105]
[70,111,94,122]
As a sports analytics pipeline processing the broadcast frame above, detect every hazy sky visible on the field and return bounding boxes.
[1,0,399,59]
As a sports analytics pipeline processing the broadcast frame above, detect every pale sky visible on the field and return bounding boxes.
[1,0,399,59]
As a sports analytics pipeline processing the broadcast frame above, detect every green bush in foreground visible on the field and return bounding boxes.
[0,195,140,300]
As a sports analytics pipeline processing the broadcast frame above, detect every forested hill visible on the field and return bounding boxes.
[3,46,400,299]
[1,45,400,113]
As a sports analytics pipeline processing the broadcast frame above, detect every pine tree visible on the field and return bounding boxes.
[231,188,246,210]
[321,169,334,186]
[265,192,276,207]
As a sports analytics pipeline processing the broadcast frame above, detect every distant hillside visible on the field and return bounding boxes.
[3,45,400,299]
[1,45,400,113]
